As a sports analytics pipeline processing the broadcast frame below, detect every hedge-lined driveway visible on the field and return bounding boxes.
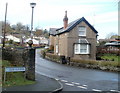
[35,49,119,92]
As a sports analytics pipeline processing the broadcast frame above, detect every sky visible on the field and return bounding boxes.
[0,0,119,39]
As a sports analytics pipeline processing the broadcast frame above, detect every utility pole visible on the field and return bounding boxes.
[3,3,8,48]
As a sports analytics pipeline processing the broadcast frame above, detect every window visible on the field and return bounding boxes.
[74,44,80,54]
[74,44,89,54]
[56,44,58,53]
[80,44,87,53]
[78,26,86,36]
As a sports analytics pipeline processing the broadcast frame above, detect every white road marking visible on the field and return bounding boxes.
[92,89,102,92]
[83,84,87,87]
[55,78,59,81]
[61,80,68,82]
[110,90,120,92]
[71,82,80,85]
[77,86,87,89]
[65,83,75,86]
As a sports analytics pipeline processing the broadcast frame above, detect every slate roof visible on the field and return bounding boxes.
[50,17,98,36]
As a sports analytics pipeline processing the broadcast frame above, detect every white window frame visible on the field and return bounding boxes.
[78,39,88,43]
[74,44,80,54]
[56,44,58,53]
[78,26,86,36]
[74,44,90,54]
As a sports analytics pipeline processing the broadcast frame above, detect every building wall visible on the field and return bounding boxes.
[54,33,68,56]
[49,35,55,46]
[67,21,97,60]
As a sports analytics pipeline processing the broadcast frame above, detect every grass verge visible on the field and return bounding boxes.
[1,60,36,87]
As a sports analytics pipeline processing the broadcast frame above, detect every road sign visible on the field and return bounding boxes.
[5,67,25,72]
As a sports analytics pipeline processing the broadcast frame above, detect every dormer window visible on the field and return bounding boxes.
[78,26,86,36]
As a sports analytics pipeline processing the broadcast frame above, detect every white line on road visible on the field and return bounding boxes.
[61,80,68,83]
[83,84,87,87]
[92,89,102,92]
[77,86,87,89]
[110,90,120,92]
[55,78,59,81]
[71,82,80,85]
[65,83,75,86]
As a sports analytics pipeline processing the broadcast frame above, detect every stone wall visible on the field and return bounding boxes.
[2,48,25,66]
[2,48,35,81]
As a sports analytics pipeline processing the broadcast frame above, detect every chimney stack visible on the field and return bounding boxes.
[63,11,68,29]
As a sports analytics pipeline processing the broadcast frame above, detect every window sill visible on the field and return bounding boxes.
[75,53,90,55]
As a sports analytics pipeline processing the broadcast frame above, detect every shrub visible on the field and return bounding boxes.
[71,58,98,65]
[46,53,60,61]
[70,58,119,67]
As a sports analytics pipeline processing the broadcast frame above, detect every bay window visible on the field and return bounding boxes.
[74,44,89,54]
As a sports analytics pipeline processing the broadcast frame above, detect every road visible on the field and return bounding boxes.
[35,49,119,92]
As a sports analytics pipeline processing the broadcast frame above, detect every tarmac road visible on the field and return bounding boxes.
[36,49,120,92]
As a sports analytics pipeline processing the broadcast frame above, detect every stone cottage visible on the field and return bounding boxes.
[49,11,98,60]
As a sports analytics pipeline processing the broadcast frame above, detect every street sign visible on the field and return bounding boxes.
[5,67,26,72]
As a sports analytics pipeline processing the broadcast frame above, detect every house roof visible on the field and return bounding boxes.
[50,17,98,36]
[49,28,58,36]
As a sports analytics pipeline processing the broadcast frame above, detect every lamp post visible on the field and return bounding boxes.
[30,2,36,39]
[3,3,8,48]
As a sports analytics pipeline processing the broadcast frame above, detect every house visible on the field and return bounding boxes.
[6,35,20,42]
[49,11,98,60]
[105,39,120,47]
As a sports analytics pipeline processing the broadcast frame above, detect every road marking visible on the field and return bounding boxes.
[65,83,75,86]
[71,82,80,85]
[83,84,87,87]
[55,78,59,81]
[92,89,102,92]
[77,86,87,89]
[110,90,120,92]
[61,80,68,82]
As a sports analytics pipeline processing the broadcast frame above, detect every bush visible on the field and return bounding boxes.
[46,53,60,61]
[41,50,46,58]
[71,58,98,65]
[70,58,119,67]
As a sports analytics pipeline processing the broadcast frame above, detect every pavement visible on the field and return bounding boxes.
[2,73,63,93]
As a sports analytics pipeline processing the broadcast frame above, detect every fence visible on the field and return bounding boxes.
[97,46,120,55]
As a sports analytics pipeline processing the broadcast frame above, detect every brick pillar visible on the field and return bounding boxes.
[24,48,35,81]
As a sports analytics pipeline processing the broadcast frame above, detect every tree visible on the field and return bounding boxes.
[1,21,12,34]
[34,29,43,37]
[105,32,117,39]
[43,29,49,38]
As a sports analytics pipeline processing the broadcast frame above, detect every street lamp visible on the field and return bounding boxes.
[3,3,8,48]
[30,2,36,39]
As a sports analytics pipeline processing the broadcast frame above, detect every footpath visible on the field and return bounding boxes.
[2,73,63,93]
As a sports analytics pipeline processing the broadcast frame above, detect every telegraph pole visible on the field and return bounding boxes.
[3,3,8,48]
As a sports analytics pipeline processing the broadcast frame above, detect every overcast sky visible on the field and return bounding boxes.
[0,0,118,39]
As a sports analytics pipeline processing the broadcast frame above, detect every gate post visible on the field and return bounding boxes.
[24,48,35,81]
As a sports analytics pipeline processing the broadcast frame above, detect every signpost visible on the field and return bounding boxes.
[4,67,26,83]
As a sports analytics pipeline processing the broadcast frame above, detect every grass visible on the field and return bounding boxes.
[101,54,120,62]
[0,60,36,87]
[3,72,35,87]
